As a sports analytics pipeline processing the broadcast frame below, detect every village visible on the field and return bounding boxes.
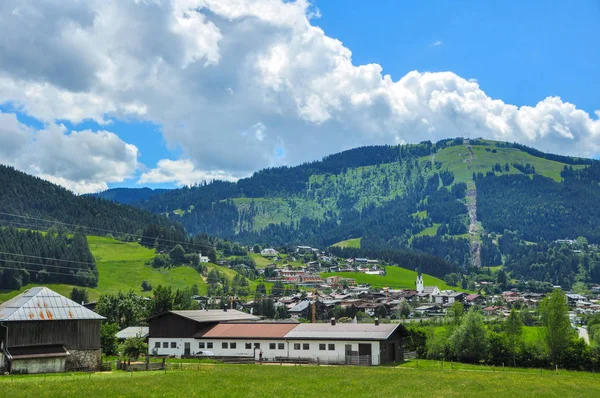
[2,243,600,375]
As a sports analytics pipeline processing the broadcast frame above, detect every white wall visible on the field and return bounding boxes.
[148,337,381,365]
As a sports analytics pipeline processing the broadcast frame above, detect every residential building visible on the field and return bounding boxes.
[116,326,149,342]
[260,248,279,257]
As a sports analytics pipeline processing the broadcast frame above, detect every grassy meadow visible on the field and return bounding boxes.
[331,237,362,248]
[426,142,585,184]
[321,266,460,291]
[1,363,599,398]
[0,236,206,302]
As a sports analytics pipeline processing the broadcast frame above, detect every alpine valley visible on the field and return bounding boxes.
[91,138,600,288]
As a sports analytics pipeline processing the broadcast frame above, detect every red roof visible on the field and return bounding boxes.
[197,323,298,339]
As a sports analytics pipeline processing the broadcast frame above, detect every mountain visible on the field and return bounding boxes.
[0,164,178,235]
[117,138,600,287]
[88,187,170,205]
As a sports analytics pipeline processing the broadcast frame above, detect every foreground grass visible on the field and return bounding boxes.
[1,363,599,397]
[322,266,461,291]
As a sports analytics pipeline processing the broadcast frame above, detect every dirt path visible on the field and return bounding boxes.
[463,140,481,267]
[466,182,481,268]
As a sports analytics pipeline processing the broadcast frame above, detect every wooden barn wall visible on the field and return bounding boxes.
[6,320,101,350]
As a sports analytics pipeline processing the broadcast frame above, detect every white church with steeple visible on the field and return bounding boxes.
[416,265,424,293]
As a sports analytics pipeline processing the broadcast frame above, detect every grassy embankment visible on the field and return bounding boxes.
[321,266,461,292]
[331,237,362,248]
[1,362,599,397]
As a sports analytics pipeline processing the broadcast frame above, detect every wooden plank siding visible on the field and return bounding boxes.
[6,320,101,350]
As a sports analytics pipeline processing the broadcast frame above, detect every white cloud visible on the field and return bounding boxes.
[0,0,598,191]
[139,159,239,186]
[431,40,443,47]
[0,111,138,193]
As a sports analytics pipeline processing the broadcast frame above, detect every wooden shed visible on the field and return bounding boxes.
[0,287,105,374]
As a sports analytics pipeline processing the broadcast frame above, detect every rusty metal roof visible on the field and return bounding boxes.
[283,323,402,341]
[198,323,298,339]
[168,310,259,323]
[0,287,105,321]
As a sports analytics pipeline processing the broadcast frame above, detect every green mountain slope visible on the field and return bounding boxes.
[0,236,206,302]
[0,165,177,235]
[97,139,600,287]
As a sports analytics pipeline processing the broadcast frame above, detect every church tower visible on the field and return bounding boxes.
[416,265,424,293]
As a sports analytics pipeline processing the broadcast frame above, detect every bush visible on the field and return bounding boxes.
[121,337,148,361]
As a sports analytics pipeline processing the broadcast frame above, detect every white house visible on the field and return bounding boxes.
[261,248,279,257]
[198,252,210,263]
[147,310,406,365]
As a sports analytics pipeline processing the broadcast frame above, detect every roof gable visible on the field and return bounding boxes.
[0,287,105,321]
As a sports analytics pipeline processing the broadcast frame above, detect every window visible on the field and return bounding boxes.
[254,343,260,349]
[319,344,326,351]
[162,342,168,348]
[230,343,237,349]
[199,342,205,349]
[207,342,213,349]
[170,342,176,348]
[222,342,228,349]
[328,344,335,351]
[303,343,309,350]
[154,342,160,348]
[269,343,276,350]
[293,343,301,350]
[245,343,251,349]
[278,343,284,350]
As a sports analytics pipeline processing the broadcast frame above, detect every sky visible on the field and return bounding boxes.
[0,0,598,194]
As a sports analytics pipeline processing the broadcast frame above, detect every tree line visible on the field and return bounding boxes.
[0,227,97,289]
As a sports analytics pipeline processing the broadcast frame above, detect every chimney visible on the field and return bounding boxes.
[330,317,336,326]
[374,318,379,326]
[223,304,228,312]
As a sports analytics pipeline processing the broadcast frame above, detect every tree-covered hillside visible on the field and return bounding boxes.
[0,165,178,235]
[88,187,170,205]
[90,139,600,285]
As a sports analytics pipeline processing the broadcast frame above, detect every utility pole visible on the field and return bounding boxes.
[384,287,389,304]
[312,288,318,323]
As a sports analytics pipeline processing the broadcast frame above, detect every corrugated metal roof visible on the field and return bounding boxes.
[116,326,149,339]
[284,323,401,341]
[170,310,259,323]
[0,287,105,321]
[199,323,298,339]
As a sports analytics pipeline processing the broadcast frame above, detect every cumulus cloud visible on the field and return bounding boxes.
[139,159,238,186]
[431,40,443,47]
[0,0,598,190]
[0,111,138,193]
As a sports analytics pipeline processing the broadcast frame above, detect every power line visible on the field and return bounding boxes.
[0,211,214,252]
[0,252,96,267]
[0,258,95,272]
[0,265,92,278]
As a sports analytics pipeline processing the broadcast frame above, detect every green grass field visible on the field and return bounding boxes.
[331,237,362,248]
[426,142,586,184]
[0,236,206,302]
[1,363,599,397]
[321,266,460,291]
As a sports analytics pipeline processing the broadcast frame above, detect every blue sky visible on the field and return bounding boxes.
[0,0,598,193]
[315,0,600,114]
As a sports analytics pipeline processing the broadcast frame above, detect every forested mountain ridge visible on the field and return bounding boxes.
[106,138,600,287]
[0,165,178,235]
[87,187,170,205]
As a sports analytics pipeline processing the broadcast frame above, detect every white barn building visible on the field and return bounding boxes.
[148,309,406,365]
